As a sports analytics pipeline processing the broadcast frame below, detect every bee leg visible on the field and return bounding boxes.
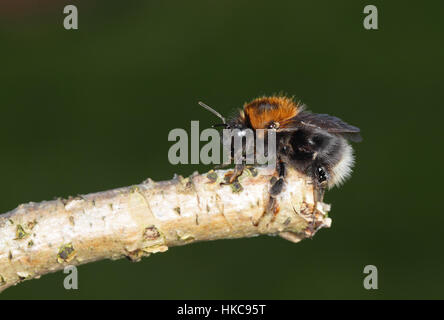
[253,159,286,226]
[222,163,245,185]
[308,165,328,236]
[269,159,286,197]
[253,196,277,227]
[269,159,287,223]
[270,179,284,197]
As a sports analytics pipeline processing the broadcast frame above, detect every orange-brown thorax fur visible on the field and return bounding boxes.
[242,96,301,129]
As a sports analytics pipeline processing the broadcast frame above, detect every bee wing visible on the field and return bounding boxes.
[278,112,362,142]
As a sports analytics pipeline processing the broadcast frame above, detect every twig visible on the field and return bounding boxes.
[0,167,331,292]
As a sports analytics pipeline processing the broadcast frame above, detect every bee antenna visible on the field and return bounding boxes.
[198,101,226,124]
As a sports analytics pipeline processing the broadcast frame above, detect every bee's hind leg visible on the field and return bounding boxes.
[307,165,328,236]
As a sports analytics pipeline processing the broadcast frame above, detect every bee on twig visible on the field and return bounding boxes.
[199,95,361,223]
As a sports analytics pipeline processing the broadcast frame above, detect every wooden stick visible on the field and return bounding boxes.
[0,167,331,292]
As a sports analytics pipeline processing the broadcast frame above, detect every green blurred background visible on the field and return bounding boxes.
[1,0,443,299]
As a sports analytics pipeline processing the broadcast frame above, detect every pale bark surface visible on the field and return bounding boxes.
[0,167,331,292]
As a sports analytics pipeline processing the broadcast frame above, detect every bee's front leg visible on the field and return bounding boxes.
[222,163,245,184]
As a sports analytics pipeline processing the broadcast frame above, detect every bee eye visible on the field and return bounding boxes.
[268,122,278,129]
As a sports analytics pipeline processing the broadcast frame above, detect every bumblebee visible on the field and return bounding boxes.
[199,95,361,212]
